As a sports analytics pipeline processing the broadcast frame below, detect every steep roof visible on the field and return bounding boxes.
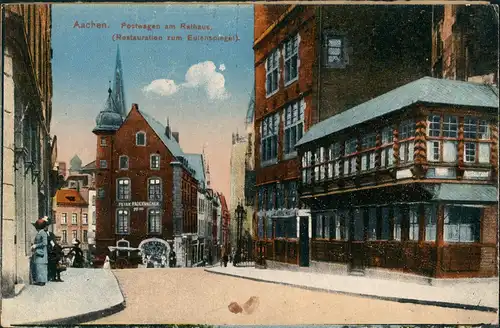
[296,77,499,147]
[184,153,205,186]
[81,160,96,171]
[55,189,88,206]
[137,109,184,157]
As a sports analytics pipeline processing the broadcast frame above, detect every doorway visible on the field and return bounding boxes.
[299,216,309,267]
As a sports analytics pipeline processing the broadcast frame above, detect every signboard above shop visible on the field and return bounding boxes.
[117,201,161,207]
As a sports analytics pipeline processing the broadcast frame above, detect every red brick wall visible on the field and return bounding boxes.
[182,170,198,234]
[254,5,293,42]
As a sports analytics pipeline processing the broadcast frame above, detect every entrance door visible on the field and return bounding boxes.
[349,208,365,273]
[299,216,309,267]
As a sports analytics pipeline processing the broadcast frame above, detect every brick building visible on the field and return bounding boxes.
[92,90,200,268]
[253,4,433,266]
[53,189,89,248]
[2,4,56,297]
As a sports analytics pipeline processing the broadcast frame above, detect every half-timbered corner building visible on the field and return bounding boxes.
[296,77,498,278]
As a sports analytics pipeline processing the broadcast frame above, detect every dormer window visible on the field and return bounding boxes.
[136,132,146,146]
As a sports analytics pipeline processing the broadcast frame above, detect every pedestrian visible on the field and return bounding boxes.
[69,239,84,268]
[168,250,177,268]
[220,245,225,267]
[45,224,57,282]
[31,218,49,286]
[53,236,65,282]
[222,247,229,268]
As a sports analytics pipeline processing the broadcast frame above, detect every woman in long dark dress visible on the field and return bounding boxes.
[69,239,85,268]
[31,219,49,286]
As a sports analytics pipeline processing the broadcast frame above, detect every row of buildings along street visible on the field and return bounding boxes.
[0,3,499,303]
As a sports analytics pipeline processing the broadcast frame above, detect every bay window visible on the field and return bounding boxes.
[284,34,299,85]
[464,117,491,164]
[380,127,394,168]
[328,143,341,179]
[361,134,376,171]
[444,205,481,243]
[261,113,279,164]
[284,99,305,156]
[344,138,357,176]
[427,115,458,163]
[399,120,416,164]
[265,49,280,96]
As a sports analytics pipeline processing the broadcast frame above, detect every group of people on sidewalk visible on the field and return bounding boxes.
[31,217,85,286]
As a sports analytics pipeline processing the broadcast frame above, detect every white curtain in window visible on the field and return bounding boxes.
[407,142,414,162]
[443,141,457,162]
[479,143,490,164]
[350,158,357,174]
[343,161,349,175]
[427,141,439,161]
[409,207,419,241]
[334,212,341,240]
[369,152,376,169]
[361,154,367,171]
[324,217,331,239]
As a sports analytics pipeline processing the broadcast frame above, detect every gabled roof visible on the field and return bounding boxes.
[296,77,499,147]
[137,109,184,157]
[55,189,88,206]
[184,153,205,186]
[81,160,96,171]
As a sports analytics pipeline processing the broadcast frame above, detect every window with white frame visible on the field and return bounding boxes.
[71,213,77,225]
[301,151,312,184]
[92,211,96,225]
[62,230,67,244]
[393,207,402,241]
[99,160,107,169]
[72,230,77,241]
[361,134,376,171]
[399,120,416,164]
[464,117,491,164]
[150,154,160,170]
[284,34,299,85]
[344,138,357,176]
[61,213,67,224]
[265,49,280,96]
[380,127,394,168]
[148,178,162,201]
[328,142,341,179]
[116,209,130,234]
[425,204,437,241]
[261,113,279,164]
[92,195,96,206]
[427,115,458,163]
[82,213,88,225]
[100,137,107,147]
[136,132,146,146]
[119,155,129,170]
[444,205,481,243]
[323,32,348,68]
[117,178,131,201]
[316,147,326,181]
[409,205,419,241]
[284,99,305,155]
[148,208,162,234]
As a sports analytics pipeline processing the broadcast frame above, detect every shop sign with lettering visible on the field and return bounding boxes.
[117,201,161,207]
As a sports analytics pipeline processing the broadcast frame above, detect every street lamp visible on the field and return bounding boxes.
[233,201,246,266]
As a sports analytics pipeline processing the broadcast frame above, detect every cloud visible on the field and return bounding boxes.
[143,61,230,101]
[219,64,226,71]
[143,79,179,96]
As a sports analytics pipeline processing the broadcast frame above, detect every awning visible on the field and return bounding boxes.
[425,183,498,204]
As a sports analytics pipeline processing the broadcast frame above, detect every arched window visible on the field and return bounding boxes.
[119,155,129,170]
[148,178,162,201]
[136,131,146,146]
[116,209,130,234]
[148,208,162,234]
[117,178,131,201]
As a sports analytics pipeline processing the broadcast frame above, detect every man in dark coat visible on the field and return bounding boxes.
[46,227,57,281]
[169,250,177,268]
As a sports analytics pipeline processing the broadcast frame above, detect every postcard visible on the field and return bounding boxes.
[0,2,499,326]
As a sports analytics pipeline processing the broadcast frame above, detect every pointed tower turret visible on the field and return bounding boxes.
[113,45,127,118]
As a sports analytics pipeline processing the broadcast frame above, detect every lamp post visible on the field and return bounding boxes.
[233,201,246,266]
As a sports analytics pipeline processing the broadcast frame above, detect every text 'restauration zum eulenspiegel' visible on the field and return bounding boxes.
[73,21,241,42]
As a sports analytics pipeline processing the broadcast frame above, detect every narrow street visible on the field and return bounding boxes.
[88,268,497,325]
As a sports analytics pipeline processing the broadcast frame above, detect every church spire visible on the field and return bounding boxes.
[113,44,127,118]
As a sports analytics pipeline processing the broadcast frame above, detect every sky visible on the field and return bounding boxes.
[51,4,254,204]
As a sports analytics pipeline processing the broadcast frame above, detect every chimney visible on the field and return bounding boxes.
[165,117,171,138]
[172,132,179,143]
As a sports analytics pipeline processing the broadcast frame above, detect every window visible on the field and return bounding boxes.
[367,208,377,240]
[284,180,297,209]
[99,160,107,169]
[425,204,437,242]
[380,207,391,240]
[97,188,105,199]
[92,211,96,225]
[117,178,131,201]
[71,213,77,225]
[353,209,363,241]
[444,206,480,243]
[119,156,129,170]
[150,154,160,170]
[61,213,67,224]
[284,99,305,156]
[266,184,275,211]
[315,147,325,181]
[260,113,279,164]
[100,137,107,147]
[399,120,416,164]
[72,230,77,241]
[393,207,402,241]
[257,216,264,239]
[136,132,146,146]
[324,32,348,68]
[464,117,491,164]
[409,205,419,241]
[148,178,162,201]
[62,230,67,244]
[148,208,162,234]
[427,115,458,163]
[380,127,394,168]
[265,49,279,96]
[302,151,312,184]
[361,134,376,171]
[116,209,130,234]
[344,138,357,176]
[284,34,299,85]
[327,143,341,179]
[266,216,273,239]
[92,195,96,206]
[82,213,88,225]
[83,230,88,242]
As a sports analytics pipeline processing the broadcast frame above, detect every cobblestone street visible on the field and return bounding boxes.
[88,268,497,325]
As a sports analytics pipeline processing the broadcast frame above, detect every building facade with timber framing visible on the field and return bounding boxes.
[252,4,436,267]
